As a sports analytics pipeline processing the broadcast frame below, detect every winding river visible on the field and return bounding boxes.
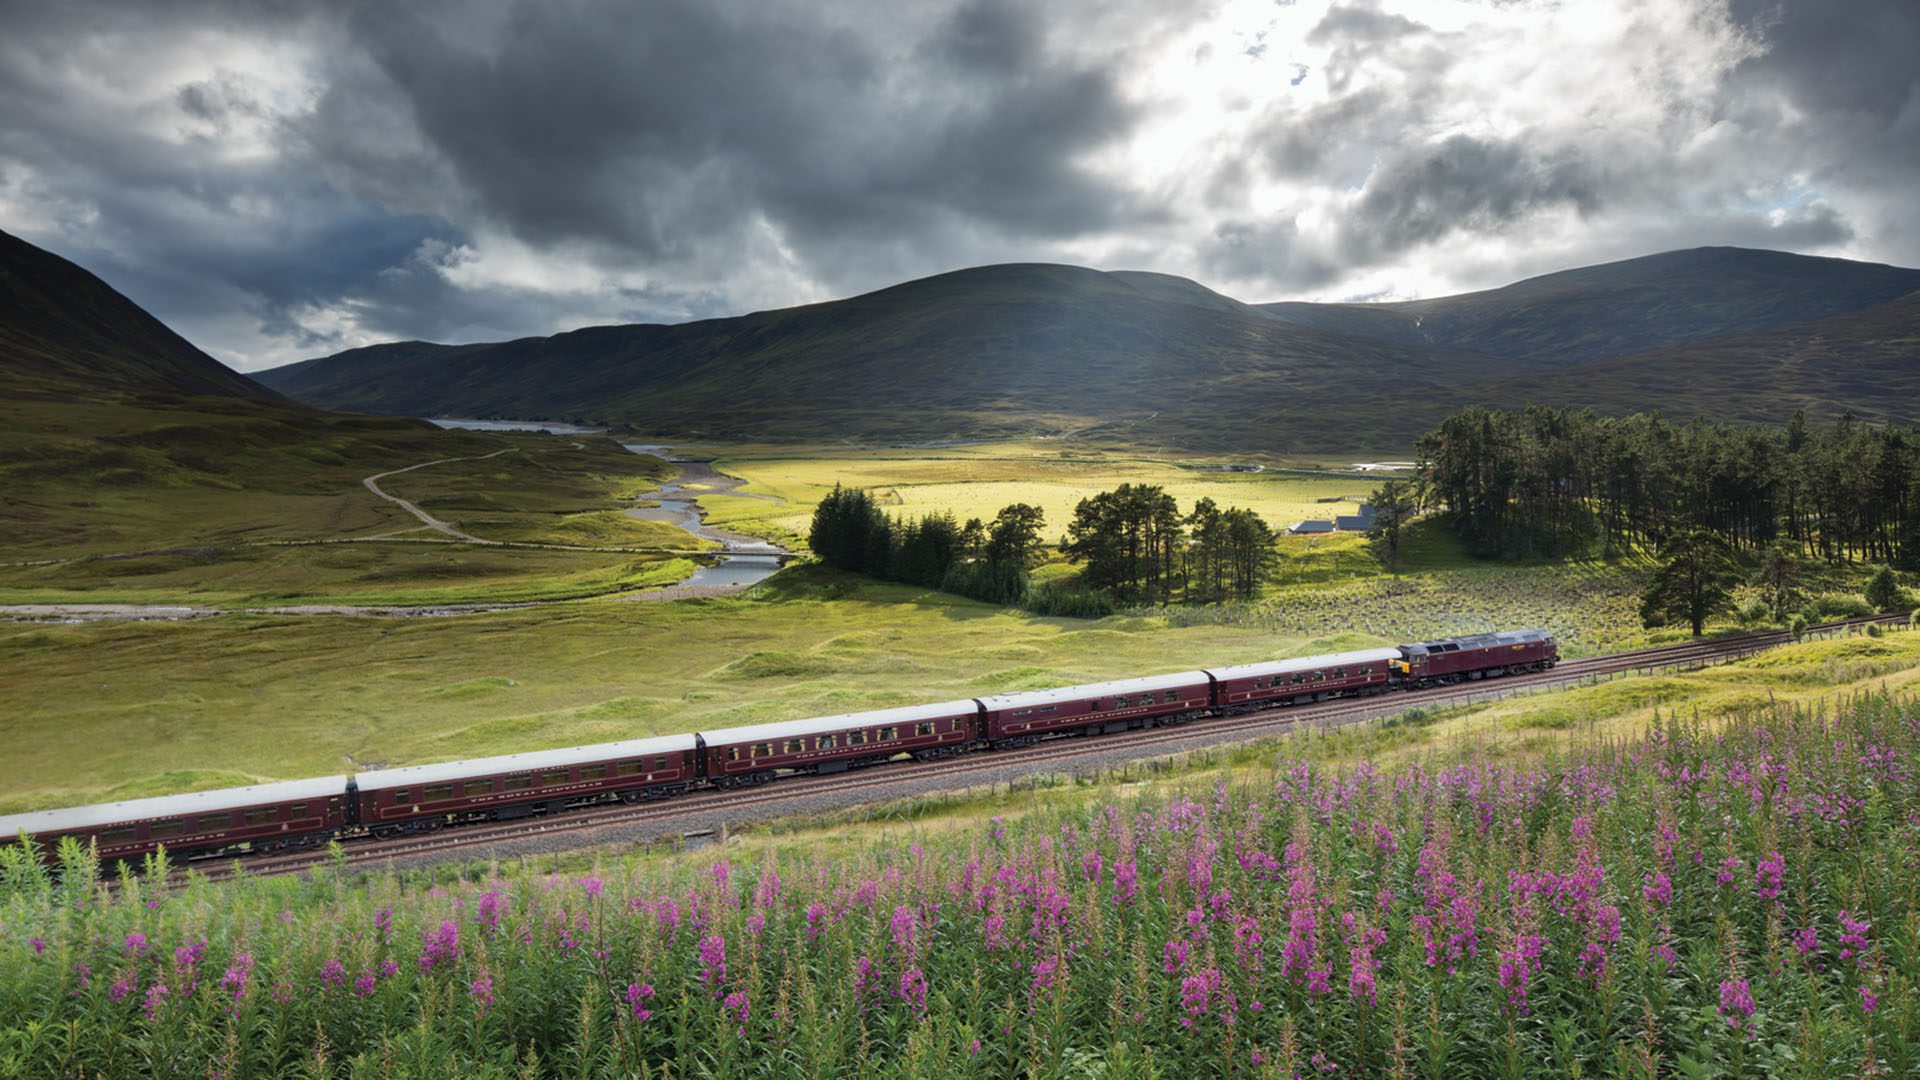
[427,421,788,590]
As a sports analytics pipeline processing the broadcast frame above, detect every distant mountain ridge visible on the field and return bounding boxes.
[248,246,1920,451]
[0,228,278,402]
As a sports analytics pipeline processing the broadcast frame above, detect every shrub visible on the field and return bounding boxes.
[1788,613,1809,640]
[1020,581,1117,618]
[1804,593,1873,621]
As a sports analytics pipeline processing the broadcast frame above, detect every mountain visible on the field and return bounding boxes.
[0,230,503,557]
[0,229,277,402]
[259,247,1920,452]
[259,262,1527,449]
[1472,288,1920,423]
[1257,247,1920,367]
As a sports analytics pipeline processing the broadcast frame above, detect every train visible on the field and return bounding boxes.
[0,629,1555,865]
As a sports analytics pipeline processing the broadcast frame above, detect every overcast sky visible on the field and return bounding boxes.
[2,0,1915,371]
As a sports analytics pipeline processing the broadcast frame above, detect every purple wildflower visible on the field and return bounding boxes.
[698,934,727,995]
[626,981,655,1022]
[1718,977,1757,1034]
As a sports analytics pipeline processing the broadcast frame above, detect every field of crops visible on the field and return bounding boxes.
[5,690,1915,1077]
[689,443,1374,546]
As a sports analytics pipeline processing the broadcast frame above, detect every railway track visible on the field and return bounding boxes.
[179,613,1908,884]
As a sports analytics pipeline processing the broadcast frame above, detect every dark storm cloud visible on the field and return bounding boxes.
[1,0,1917,367]
[1339,135,1606,263]
[0,0,1150,364]
[310,0,1138,271]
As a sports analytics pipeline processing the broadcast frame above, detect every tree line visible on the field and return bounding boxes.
[808,482,1284,611]
[1417,406,1920,567]
[808,485,1048,605]
[1063,484,1277,604]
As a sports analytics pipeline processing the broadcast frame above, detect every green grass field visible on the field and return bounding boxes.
[679,441,1386,547]
[0,403,693,605]
[0,565,1385,813]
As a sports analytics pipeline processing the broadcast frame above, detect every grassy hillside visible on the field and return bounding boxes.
[261,248,1920,452]
[260,263,1522,452]
[0,231,693,603]
[1468,288,1920,422]
[0,229,276,402]
[1259,245,1920,366]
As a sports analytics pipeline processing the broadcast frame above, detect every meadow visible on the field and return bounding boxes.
[4,638,1916,1078]
[680,442,1380,548]
[0,424,693,607]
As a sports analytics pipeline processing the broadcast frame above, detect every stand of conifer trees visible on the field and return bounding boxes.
[1417,406,1920,566]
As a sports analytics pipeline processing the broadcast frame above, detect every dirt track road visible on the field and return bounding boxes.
[361,449,514,543]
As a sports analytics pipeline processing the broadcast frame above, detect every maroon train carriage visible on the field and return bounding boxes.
[0,776,349,864]
[700,700,981,787]
[350,733,699,837]
[1393,628,1558,687]
[1206,646,1402,711]
[977,671,1212,747]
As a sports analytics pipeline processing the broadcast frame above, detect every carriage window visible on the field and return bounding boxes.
[618,760,644,776]
[503,776,532,791]
[421,785,454,802]
[1163,691,1179,703]
[654,757,670,770]
[752,743,773,758]
[728,747,742,762]
[916,722,935,737]
[1012,709,1032,717]
[244,807,278,826]
[543,770,571,786]
[465,780,493,796]
[100,826,137,845]
[1113,697,1130,709]
[1038,705,1057,714]
[1313,671,1326,681]
[198,813,232,833]
[785,740,805,754]
[878,727,897,742]
[290,803,309,818]
[1358,666,1371,676]
[579,765,606,780]
[1332,668,1345,679]
[817,735,836,750]
[392,789,410,804]
[150,819,186,839]
[848,730,866,745]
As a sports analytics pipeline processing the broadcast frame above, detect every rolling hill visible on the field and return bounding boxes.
[0,229,281,402]
[0,229,506,556]
[231,246,1920,452]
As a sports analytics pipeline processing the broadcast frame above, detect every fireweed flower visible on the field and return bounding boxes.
[141,982,169,1022]
[469,974,495,1014]
[353,971,377,997]
[1642,871,1673,909]
[221,953,253,1011]
[1838,911,1870,965]
[581,876,604,899]
[420,920,461,973]
[723,990,750,1036]
[1754,852,1785,901]
[29,937,46,955]
[1718,978,1757,1033]
[122,932,148,957]
[318,959,347,990]
[626,981,655,1022]
[475,889,506,934]
[373,906,393,942]
[1859,985,1879,1014]
[698,934,727,995]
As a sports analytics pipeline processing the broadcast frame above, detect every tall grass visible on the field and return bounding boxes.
[3,695,1916,1076]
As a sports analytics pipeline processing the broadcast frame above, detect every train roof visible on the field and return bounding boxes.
[1206,647,1403,680]
[0,775,348,837]
[352,733,700,793]
[977,670,1210,711]
[700,700,981,747]
[1399,628,1554,654]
